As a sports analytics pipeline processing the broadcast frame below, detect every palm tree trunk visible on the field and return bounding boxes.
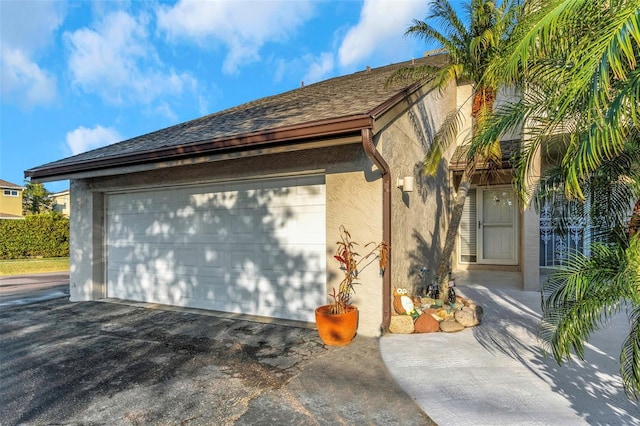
[434,87,494,302]
[436,164,473,301]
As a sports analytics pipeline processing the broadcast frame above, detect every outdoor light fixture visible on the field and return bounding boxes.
[396,176,414,192]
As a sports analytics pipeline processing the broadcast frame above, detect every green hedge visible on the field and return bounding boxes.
[0,213,70,259]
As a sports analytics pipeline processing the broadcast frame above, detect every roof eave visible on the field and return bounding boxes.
[25,114,374,181]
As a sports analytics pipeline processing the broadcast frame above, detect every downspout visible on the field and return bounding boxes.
[361,128,392,333]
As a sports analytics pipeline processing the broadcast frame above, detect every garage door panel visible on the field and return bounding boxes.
[260,244,325,273]
[264,207,325,245]
[107,176,326,322]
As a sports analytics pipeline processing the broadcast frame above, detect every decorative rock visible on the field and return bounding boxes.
[440,319,465,333]
[436,308,455,320]
[430,309,446,322]
[414,313,440,333]
[455,307,479,327]
[389,315,415,334]
[420,297,437,306]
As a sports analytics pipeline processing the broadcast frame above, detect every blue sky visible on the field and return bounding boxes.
[1,0,435,193]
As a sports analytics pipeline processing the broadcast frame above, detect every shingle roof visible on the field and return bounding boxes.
[0,179,22,189]
[25,55,449,180]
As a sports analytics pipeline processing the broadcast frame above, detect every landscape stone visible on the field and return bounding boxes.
[414,313,440,333]
[420,297,437,306]
[437,308,455,320]
[452,301,464,310]
[440,319,465,333]
[455,307,479,327]
[389,315,415,334]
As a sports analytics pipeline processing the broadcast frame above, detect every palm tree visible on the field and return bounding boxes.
[388,0,521,300]
[470,0,640,398]
[473,0,640,202]
[537,143,640,398]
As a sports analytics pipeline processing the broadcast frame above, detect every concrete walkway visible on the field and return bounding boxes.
[380,271,640,425]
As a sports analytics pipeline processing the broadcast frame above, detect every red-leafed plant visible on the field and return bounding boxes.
[329,225,389,315]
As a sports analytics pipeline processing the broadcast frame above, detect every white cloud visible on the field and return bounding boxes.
[0,1,65,108]
[65,11,197,105]
[1,47,57,107]
[154,102,178,122]
[66,125,122,155]
[303,52,335,85]
[156,0,315,74]
[274,52,335,87]
[338,0,426,69]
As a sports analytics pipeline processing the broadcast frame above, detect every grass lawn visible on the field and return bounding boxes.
[0,258,70,276]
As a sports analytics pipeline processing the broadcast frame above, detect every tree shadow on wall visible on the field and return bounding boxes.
[400,92,451,295]
[406,229,443,296]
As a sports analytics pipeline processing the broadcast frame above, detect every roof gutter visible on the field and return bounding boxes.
[361,128,392,333]
[25,115,372,181]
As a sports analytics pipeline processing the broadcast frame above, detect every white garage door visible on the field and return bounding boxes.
[106,175,326,322]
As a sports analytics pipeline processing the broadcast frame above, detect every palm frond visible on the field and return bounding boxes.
[428,0,469,41]
[406,20,464,57]
[621,305,640,400]
[620,236,640,398]
[539,242,632,363]
[422,108,466,176]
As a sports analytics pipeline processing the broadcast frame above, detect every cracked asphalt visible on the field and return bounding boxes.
[0,291,435,425]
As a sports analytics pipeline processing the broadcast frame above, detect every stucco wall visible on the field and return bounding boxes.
[69,144,385,337]
[69,179,104,301]
[377,84,457,297]
[0,190,23,216]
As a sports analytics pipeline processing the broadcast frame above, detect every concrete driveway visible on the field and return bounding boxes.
[381,271,640,425]
[0,275,434,426]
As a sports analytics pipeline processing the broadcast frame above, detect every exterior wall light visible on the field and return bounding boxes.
[396,176,414,192]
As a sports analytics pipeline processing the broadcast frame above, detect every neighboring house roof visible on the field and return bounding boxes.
[0,179,23,189]
[25,55,449,181]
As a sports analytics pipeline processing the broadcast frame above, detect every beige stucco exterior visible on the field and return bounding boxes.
[378,84,456,296]
[52,190,71,217]
[67,79,461,337]
[0,185,23,217]
[69,144,389,336]
[448,82,542,290]
[65,77,545,337]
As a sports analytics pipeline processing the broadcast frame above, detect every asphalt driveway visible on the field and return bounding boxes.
[0,288,434,425]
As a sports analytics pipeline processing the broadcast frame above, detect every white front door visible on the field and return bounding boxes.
[478,188,518,264]
[459,187,518,265]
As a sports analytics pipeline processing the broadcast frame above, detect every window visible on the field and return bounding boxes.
[459,188,477,263]
[3,190,18,197]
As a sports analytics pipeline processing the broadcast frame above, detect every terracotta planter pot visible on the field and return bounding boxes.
[314,305,359,346]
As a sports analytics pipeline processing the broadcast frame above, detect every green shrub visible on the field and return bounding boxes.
[0,213,69,259]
